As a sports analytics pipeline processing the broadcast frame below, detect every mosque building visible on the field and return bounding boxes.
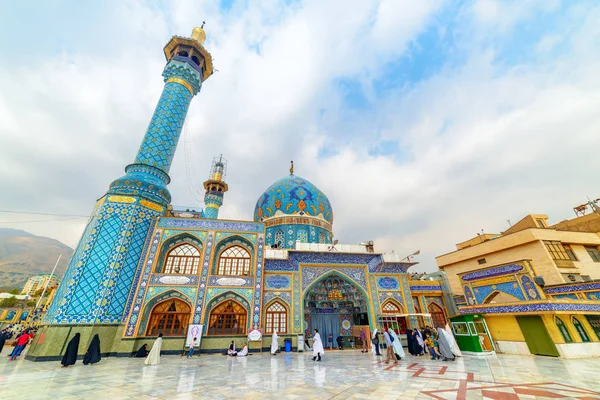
[26,27,450,360]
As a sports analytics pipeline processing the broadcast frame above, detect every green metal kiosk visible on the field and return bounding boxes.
[450,314,495,355]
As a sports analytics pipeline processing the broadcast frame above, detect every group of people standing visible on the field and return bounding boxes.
[406,325,461,361]
[0,327,35,361]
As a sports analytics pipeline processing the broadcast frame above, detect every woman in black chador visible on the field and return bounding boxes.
[134,344,149,358]
[61,333,81,367]
[83,334,101,365]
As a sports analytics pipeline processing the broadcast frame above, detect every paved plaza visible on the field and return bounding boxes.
[1,349,600,399]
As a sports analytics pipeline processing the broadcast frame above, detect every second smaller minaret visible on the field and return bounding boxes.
[203,155,228,219]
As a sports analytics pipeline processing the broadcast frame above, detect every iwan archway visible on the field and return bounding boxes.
[302,272,371,345]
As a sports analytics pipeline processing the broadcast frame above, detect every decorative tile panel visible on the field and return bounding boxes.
[207,276,253,286]
[461,263,523,282]
[263,292,292,304]
[193,232,213,324]
[158,218,264,232]
[302,267,367,292]
[265,274,291,289]
[473,281,525,304]
[150,274,199,285]
[377,276,399,290]
[460,302,600,314]
[144,285,197,303]
[125,230,162,336]
[544,282,600,294]
[378,292,404,306]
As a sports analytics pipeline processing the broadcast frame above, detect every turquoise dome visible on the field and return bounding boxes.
[253,174,333,224]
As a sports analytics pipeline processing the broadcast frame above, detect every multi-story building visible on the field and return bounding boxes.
[436,210,600,358]
[22,275,59,297]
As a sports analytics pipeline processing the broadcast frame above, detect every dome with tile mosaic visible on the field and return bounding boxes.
[253,173,333,224]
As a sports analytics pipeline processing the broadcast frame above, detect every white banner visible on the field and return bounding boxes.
[186,324,203,348]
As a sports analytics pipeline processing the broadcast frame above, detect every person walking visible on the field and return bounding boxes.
[270,330,279,355]
[186,337,197,358]
[312,329,324,362]
[360,328,368,353]
[145,333,163,366]
[83,334,101,365]
[383,328,398,365]
[372,329,381,356]
[61,333,81,367]
[388,328,406,360]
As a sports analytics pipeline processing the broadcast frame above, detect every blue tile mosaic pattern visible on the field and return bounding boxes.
[193,232,213,324]
[263,292,291,305]
[46,200,162,324]
[203,192,224,219]
[265,224,331,249]
[265,275,291,289]
[377,276,399,290]
[473,282,525,304]
[125,230,162,336]
[461,263,523,282]
[544,282,600,294]
[254,174,333,223]
[144,285,197,304]
[134,60,200,173]
[520,275,541,300]
[302,267,367,292]
[378,292,404,306]
[158,218,264,232]
[464,285,476,306]
[585,291,600,300]
[252,237,265,326]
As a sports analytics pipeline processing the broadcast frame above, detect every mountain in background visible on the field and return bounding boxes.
[0,228,73,292]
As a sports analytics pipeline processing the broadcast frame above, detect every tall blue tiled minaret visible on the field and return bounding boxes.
[203,156,228,219]
[45,27,213,325]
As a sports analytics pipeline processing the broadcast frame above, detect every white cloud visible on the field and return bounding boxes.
[1,0,599,273]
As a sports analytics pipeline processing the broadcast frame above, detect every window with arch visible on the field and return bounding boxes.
[265,301,288,334]
[164,243,201,274]
[297,229,308,243]
[146,298,191,336]
[428,302,446,329]
[217,246,251,276]
[382,300,403,314]
[555,317,573,343]
[274,230,284,248]
[318,231,326,244]
[572,317,591,342]
[207,300,247,335]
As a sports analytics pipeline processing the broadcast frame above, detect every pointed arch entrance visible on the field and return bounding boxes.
[303,272,370,346]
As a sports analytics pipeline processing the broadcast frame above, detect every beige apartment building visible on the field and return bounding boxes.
[22,275,59,297]
[436,210,600,359]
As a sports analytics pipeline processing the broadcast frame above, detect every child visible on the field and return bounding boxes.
[425,334,440,360]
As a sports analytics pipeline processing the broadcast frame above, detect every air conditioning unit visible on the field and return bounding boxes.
[582,275,592,282]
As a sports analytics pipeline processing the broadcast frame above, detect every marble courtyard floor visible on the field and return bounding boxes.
[1,350,600,399]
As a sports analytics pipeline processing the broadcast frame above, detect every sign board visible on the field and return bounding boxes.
[248,329,262,341]
[297,334,304,352]
[185,324,203,348]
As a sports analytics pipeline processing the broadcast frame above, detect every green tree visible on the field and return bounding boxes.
[0,297,18,307]
[27,300,37,307]
[8,288,20,295]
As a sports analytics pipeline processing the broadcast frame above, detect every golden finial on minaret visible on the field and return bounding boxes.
[290,160,294,175]
[191,21,207,45]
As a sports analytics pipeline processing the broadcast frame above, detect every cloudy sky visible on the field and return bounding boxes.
[1,0,599,272]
